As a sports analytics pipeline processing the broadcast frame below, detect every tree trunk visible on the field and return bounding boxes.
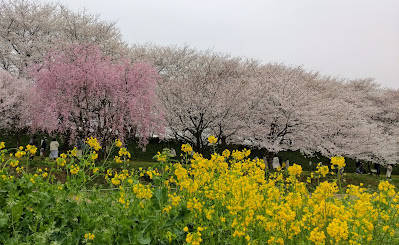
[195,132,201,153]
[62,129,71,151]
[262,149,274,170]
[220,136,227,148]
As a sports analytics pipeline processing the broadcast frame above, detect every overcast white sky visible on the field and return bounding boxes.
[50,0,399,89]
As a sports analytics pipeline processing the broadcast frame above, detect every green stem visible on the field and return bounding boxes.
[46,165,54,184]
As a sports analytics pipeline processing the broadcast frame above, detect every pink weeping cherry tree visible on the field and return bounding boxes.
[0,69,31,146]
[27,43,164,148]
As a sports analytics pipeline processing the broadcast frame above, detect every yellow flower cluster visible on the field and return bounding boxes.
[37,168,48,178]
[132,183,153,199]
[1,138,398,244]
[231,148,250,160]
[70,164,80,174]
[145,169,160,180]
[181,143,193,153]
[26,144,37,155]
[90,151,98,160]
[168,193,181,206]
[118,147,131,158]
[114,156,122,163]
[378,181,396,196]
[327,218,349,242]
[315,163,330,177]
[10,160,19,167]
[208,135,217,144]
[309,227,326,244]
[111,172,127,185]
[155,151,167,162]
[115,139,123,147]
[267,236,284,244]
[163,205,172,213]
[0,142,4,163]
[1,173,13,181]
[287,164,302,177]
[15,150,26,158]
[86,137,101,151]
[222,149,230,158]
[118,192,130,209]
[68,147,77,157]
[84,233,95,240]
[11,144,40,159]
[165,151,399,244]
[114,147,131,164]
[56,157,66,166]
[186,230,203,245]
[331,155,345,169]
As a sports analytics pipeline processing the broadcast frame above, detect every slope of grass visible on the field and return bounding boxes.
[1,131,397,175]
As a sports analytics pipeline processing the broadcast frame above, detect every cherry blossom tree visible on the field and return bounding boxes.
[239,65,327,153]
[340,80,399,163]
[0,0,128,77]
[0,69,31,145]
[234,66,392,164]
[1,1,396,162]
[27,44,164,147]
[140,45,259,151]
[131,44,398,162]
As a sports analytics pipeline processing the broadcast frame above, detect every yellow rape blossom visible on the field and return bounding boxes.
[118,147,131,158]
[309,227,326,244]
[10,160,19,167]
[84,233,95,240]
[208,135,217,144]
[181,143,193,154]
[86,137,101,151]
[331,156,345,169]
[316,165,329,177]
[15,150,26,158]
[56,157,66,166]
[114,156,122,163]
[91,151,98,160]
[288,164,302,177]
[70,165,80,174]
[115,139,122,147]
[26,144,37,155]
[222,149,230,158]
[69,147,77,157]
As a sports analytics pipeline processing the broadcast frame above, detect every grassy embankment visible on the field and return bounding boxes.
[1,131,397,190]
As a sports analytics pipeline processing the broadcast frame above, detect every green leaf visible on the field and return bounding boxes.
[174,206,190,221]
[154,187,168,204]
[137,232,151,244]
[10,202,23,223]
[0,218,7,228]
